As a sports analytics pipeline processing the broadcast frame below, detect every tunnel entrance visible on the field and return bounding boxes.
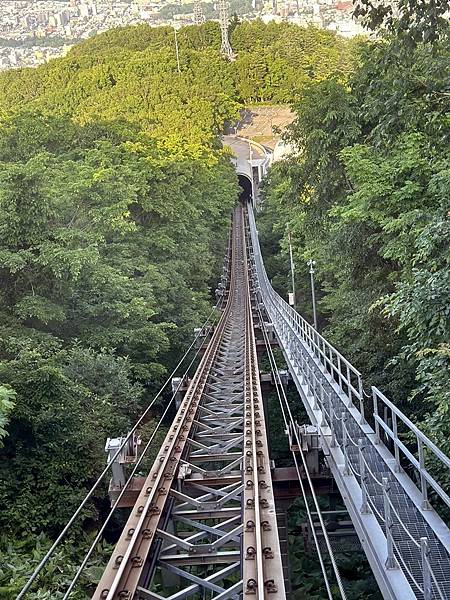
[238,174,253,203]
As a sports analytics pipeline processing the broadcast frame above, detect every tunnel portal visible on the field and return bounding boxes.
[238,174,253,203]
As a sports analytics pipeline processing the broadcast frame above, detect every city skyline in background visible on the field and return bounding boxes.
[0,0,363,70]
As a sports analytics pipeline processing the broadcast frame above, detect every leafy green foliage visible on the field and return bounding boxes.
[0,22,248,594]
[0,20,359,596]
[0,110,237,538]
[0,385,15,446]
[259,13,449,428]
[231,21,358,103]
[354,0,449,45]
[0,533,112,599]
[0,21,357,128]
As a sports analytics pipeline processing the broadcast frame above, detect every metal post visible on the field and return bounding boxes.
[319,384,326,428]
[307,258,318,330]
[382,477,397,569]
[313,376,319,410]
[324,392,333,433]
[293,345,300,368]
[313,329,319,359]
[420,537,432,600]
[418,438,431,509]
[173,26,181,73]
[299,351,306,384]
[346,363,351,402]
[288,229,296,308]
[392,413,401,472]
[306,370,312,398]
[358,376,366,425]
[337,355,343,394]
[299,358,306,385]
[342,412,350,476]
[328,394,336,446]
[328,346,334,381]
[359,439,370,514]
[373,388,380,444]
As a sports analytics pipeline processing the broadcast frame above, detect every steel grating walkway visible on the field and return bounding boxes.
[313,351,450,599]
[246,203,450,600]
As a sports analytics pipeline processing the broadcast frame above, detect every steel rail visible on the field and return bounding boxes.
[93,228,238,600]
[241,208,284,598]
[17,301,223,600]
[62,318,221,599]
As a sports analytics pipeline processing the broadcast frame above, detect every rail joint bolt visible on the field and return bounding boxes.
[265,579,278,593]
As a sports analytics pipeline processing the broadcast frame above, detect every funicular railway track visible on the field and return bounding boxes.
[93,205,285,600]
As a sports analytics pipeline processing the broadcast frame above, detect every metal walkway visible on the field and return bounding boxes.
[247,203,450,600]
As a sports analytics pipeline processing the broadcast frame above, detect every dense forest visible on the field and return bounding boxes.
[256,4,449,595]
[258,2,449,457]
[0,3,448,597]
[0,19,359,598]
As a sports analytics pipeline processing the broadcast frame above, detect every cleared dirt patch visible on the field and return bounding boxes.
[235,105,295,149]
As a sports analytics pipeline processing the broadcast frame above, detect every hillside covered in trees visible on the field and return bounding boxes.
[0,20,356,143]
[1,5,448,596]
[0,20,358,598]
[259,6,449,457]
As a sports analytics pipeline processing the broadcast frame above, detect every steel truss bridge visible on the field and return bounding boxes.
[20,203,450,600]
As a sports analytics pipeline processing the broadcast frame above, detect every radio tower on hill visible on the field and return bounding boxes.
[193,1,205,25]
[218,0,233,59]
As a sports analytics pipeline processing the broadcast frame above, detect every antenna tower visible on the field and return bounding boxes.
[193,1,205,25]
[218,0,233,59]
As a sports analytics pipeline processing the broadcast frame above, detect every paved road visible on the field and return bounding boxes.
[222,135,265,161]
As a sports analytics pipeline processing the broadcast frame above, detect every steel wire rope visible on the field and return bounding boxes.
[61,319,216,598]
[17,294,225,600]
[361,456,385,488]
[366,495,386,523]
[255,303,335,600]
[277,363,348,599]
[390,535,424,593]
[389,509,449,600]
[426,554,447,600]
[387,500,421,548]
[345,460,362,480]
[322,396,362,480]
[343,426,360,447]
[255,298,348,600]
[253,310,333,600]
